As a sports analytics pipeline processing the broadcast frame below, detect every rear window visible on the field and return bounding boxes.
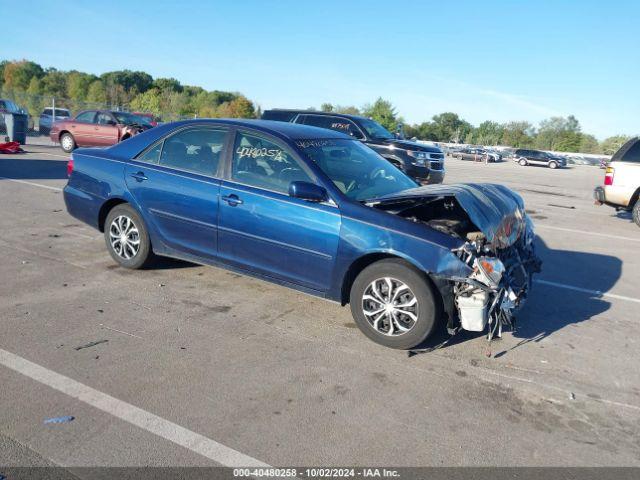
[612,138,640,163]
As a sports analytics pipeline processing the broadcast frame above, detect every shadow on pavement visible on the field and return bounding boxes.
[409,237,622,357]
[0,157,68,180]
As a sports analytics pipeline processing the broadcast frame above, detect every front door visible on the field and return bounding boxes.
[125,126,228,259]
[94,112,120,146]
[217,130,341,292]
[72,110,98,146]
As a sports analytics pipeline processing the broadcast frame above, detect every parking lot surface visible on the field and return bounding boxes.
[1,146,639,468]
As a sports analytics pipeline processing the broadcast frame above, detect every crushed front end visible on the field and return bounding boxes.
[451,213,541,339]
[368,183,543,339]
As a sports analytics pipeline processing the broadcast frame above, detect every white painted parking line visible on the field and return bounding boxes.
[34,151,68,158]
[0,348,269,468]
[535,279,640,304]
[0,176,63,192]
[536,224,640,243]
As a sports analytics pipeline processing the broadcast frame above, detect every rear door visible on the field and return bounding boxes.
[94,112,120,146]
[124,126,228,259]
[217,129,341,292]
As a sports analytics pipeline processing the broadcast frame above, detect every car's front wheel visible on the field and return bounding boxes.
[350,259,438,349]
[548,161,558,169]
[104,204,155,269]
[632,199,640,228]
[60,133,76,153]
[518,158,528,166]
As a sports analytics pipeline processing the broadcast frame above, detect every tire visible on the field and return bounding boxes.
[633,199,640,228]
[518,158,528,166]
[60,132,76,153]
[548,161,558,169]
[104,204,155,269]
[349,259,438,349]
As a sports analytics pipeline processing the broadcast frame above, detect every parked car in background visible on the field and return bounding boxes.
[594,137,640,227]
[50,110,154,152]
[63,119,540,349]
[262,109,445,184]
[39,107,71,135]
[452,147,501,162]
[512,149,567,169]
[133,112,160,127]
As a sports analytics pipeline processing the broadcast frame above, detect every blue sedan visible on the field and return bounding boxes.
[64,119,541,349]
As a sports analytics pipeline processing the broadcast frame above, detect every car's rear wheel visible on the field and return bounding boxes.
[60,133,76,153]
[104,204,155,269]
[632,199,640,228]
[350,259,438,349]
[518,158,528,166]
[548,161,558,169]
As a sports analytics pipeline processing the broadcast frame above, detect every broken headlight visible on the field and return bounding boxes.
[473,256,505,289]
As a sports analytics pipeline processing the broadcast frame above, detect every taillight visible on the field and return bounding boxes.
[67,157,74,177]
[604,167,614,186]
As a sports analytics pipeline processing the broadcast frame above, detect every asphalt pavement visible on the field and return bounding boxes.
[1,145,639,470]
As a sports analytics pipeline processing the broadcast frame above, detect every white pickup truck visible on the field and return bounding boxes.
[594,137,640,227]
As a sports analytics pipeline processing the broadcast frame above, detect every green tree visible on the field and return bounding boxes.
[578,134,600,154]
[153,77,182,93]
[130,88,162,114]
[600,135,632,155]
[535,115,581,150]
[470,120,505,145]
[66,71,95,101]
[428,112,472,142]
[2,60,44,90]
[362,98,402,132]
[501,121,535,148]
[41,69,68,98]
[320,102,334,112]
[215,96,256,118]
[86,80,107,104]
[334,105,360,115]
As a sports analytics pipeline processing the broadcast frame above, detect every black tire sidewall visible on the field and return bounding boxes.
[349,259,438,349]
[60,133,75,153]
[633,200,640,228]
[104,204,153,269]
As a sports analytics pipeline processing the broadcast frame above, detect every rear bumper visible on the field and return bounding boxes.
[63,185,101,230]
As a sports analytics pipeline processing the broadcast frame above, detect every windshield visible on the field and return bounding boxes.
[113,111,152,126]
[359,118,394,140]
[297,139,417,201]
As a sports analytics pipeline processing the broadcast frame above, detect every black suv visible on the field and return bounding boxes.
[262,109,445,184]
[512,149,567,169]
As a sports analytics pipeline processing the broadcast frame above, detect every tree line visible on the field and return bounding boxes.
[1,59,631,154]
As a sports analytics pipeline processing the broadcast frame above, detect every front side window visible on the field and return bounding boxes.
[298,139,417,201]
[231,132,312,193]
[76,111,96,123]
[96,112,115,125]
[159,128,226,176]
[358,118,394,140]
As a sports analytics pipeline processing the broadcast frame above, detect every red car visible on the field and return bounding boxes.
[50,110,153,153]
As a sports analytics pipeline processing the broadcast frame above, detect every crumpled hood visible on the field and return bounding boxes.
[370,183,530,249]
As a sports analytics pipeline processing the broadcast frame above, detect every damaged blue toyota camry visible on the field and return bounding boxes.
[64,119,541,349]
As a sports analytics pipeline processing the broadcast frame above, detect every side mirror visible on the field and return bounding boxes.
[289,181,328,203]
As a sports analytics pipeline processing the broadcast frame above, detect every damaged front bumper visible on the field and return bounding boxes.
[449,219,542,339]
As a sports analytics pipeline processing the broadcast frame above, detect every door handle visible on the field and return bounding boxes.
[130,171,148,182]
[221,194,243,206]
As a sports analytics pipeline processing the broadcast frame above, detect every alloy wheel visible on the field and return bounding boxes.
[109,215,140,260]
[361,277,418,336]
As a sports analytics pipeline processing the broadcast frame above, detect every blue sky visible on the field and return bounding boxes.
[2,0,638,138]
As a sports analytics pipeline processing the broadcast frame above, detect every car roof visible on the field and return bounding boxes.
[263,109,370,122]
[105,118,353,159]
[156,118,352,140]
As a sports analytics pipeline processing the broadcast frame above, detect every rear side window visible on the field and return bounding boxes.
[159,128,226,176]
[618,139,640,163]
[137,142,162,164]
[231,132,312,193]
[76,111,96,123]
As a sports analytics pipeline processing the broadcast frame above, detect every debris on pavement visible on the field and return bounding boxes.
[0,141,24,154]
[44,415,75,424]
[74,340,108,351]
